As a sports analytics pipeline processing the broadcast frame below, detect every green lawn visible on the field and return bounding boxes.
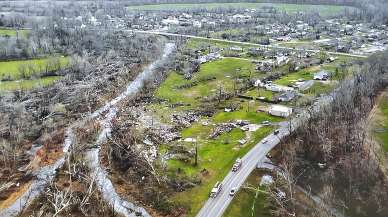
[274,66,318,86]
[0,56,69,80]
[0,76,61,91]
[128,3,354,16]
[0,28,29,37]
[223,170,272,217]
[302,81,335,97]
[212,100,282,124]
[245,88,274,100]
[156,58,257,108]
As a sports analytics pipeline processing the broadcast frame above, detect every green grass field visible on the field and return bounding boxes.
[0,76,61,92]
[274,66,318,86]
[0,56,69,80]
[0,28,29,37]
[374,92,388,152]
[245,88,274,100]
[303,81,335,97]
[128,3,354,16]
[212,100,282,123]
[156,58,257,108]
[223,170,272,217]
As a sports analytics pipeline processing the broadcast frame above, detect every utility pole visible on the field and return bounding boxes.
[218,83,222,104]
[194,140,198,166]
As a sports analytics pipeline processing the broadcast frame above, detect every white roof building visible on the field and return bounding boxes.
[269,105,293,117]
[162,17,179,26]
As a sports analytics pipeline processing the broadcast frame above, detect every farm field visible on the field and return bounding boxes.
[128,3,355,16]
[0,56,69,80]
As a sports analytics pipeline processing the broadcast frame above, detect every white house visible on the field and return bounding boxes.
[269,105,293,117]
[162,17,180,26]
[193,21,202,28]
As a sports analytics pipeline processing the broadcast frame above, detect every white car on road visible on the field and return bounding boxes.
[229,187,238,196]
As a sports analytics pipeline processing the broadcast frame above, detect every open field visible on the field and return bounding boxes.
[156,57,257,108]
[245,88,274,100]
[212,100,282,123]
[274,66,317,86]
[0,56,69,80]
[223,169,271,217]
[302,81,335,96]
[128,3,354,16]
[0,28,29,37]
[372,91,388,152]
[0,76,61,92]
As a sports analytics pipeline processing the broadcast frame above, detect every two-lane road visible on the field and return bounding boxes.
[196,125,294,217]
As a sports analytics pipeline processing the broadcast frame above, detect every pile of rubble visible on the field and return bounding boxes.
[171,112,200,127]
[148,127,181,144]
[209,120,249,139]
